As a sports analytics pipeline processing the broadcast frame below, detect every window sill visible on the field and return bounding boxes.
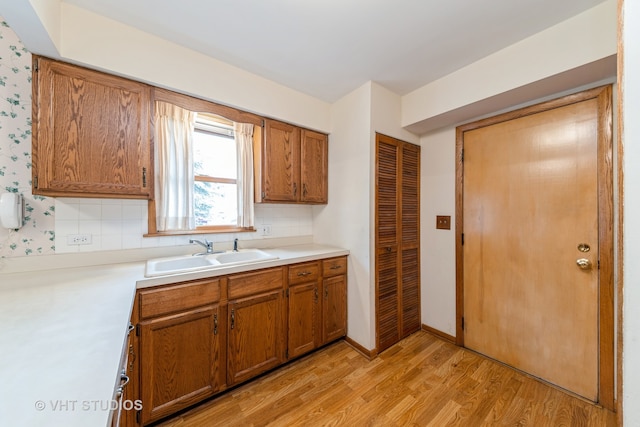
[144,227,257,237]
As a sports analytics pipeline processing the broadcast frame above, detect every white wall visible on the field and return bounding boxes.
[370,83,419,145]
[622,0,640,422]
[313,83,374,349]
[420,127,457,336]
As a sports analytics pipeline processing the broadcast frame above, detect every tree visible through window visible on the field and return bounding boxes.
[193,114,238,227]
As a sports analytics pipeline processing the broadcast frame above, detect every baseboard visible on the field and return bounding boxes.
[421,324,456,344]
[344,336,378,360]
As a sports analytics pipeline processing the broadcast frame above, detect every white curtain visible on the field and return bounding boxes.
[155,101,196,231]
[234,122,255,228]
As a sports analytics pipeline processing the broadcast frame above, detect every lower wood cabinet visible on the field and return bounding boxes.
[139,306,222,424]
[135,279,223,425]
[322,274,347,344]
[321,257,348,345]
[288,261,322,358]
[129,257,347,426]
[227,267,286,385]
[287,257,347,359]
[288,281,320,358]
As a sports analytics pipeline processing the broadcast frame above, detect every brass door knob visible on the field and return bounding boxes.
[576,258,592,270]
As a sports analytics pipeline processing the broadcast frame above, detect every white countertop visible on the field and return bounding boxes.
[0,243,348,427]
[136,243,350,288]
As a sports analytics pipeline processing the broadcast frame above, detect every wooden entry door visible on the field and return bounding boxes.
[457,86,613,404]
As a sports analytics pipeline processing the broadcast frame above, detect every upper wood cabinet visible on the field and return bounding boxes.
[300,129,329,203]
[255,119,328,204]
[32,56,152,198]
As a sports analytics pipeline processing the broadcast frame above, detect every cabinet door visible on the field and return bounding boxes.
[139,305,221,425]
[262,119,300,202]
[32,57,151,198]
[288,282,320,359]
[300,130,328,203]
[228,289,285,385]
[322,275,347,344]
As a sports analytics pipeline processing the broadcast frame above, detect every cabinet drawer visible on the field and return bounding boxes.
[139,279,221,319]
[288,261,320,285]
[228,267,284,299]
[322,257,347,277]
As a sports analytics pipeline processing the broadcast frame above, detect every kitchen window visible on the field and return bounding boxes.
[148,100,255,236]
[193,114,238,228]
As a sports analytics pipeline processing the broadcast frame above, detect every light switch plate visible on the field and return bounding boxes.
[436,215,451,230]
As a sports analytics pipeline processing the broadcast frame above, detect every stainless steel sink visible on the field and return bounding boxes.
[144,249,278,277]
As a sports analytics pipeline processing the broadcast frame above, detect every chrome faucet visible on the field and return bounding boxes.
[189,238,215,255]
[233,238,239,252]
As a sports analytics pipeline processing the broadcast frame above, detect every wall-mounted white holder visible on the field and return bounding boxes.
[0,193,25,230]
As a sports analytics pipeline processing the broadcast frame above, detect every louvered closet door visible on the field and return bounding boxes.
[401,143,420,336]
[376,137,400,352]
[375,134,420,353]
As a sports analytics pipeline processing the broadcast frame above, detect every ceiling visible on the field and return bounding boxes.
[61,0,607,103]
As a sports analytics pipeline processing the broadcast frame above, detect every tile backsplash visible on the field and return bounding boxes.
[54,199,313,254]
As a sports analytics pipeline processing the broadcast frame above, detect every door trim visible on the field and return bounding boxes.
[454,85,614,409]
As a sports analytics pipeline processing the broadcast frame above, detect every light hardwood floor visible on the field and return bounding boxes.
[157,332,617,426]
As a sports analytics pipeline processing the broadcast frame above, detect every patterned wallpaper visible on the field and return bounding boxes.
[0,20,55,258]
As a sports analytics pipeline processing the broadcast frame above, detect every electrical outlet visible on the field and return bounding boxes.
[261,225,272,236]
[67,234,92,245]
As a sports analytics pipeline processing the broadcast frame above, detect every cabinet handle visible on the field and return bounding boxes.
[293,182,297,197]
[330,265,341,270]
[127,322,135,334]
[303,183,308,197]
[297,271,311,277]
[213,313,218,335]
[115,372,130,398]
[325,288,329,299]
[142,167,147,188]
[230,309,235,330]
[314,287,318,302]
